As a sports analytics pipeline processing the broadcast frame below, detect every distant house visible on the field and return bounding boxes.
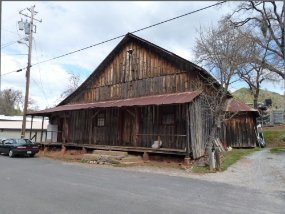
[0,115,48,141]
[28,33,258,160]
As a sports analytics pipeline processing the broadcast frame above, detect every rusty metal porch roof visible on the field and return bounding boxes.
[29,91,202,116]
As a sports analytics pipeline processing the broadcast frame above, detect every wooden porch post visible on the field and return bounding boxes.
[157,105,161,146]
[89,114,92,145]
[134,107,140,147]
[89,110,101,144]
[40,116,44,143]
[29,115,33,139]
[72,112,75,144]
[118,108,123,145]
[185,103,191,165]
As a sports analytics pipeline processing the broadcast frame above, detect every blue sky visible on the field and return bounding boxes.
[1,1,284,109]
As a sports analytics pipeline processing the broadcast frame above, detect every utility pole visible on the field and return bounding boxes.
[18,5,42,139]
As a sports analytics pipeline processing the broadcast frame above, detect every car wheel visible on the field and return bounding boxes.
[8,150,14,158]
[29,154,35,158]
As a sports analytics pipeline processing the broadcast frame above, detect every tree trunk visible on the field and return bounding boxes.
[208,124,218,148]
[253,89,260,109]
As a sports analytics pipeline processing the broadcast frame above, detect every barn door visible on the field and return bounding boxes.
[159,105,176,149]
[121,110,136,146]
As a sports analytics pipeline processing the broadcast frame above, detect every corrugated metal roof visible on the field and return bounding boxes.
[225,98,258,113]
[29,91,201,116]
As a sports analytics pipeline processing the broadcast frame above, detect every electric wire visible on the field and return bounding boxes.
[2,53,28,55]
[0,1,226,76]
[33,37,50,107]
[1,28,19,35]
[1,41,18,49]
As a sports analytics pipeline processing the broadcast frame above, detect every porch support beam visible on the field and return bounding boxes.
[72,112,76,144]
[186,103,191,158]
[89,110,101,144]
[29,115,34,139]
[40,116,44,143]
[134,107,140,147]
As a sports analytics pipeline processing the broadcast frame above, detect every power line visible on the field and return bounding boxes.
[33,36,53,94]
[1,36,28,48]
[1,28,18,35]
[0,1,226,77]
[1,41,18,49]
[2,53,28,55]
[33,37,49,106]
[1,40,17,47]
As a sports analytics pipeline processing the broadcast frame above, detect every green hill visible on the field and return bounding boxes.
[232,88,285,109]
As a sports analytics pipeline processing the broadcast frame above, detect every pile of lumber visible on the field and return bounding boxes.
[82,150,144,166]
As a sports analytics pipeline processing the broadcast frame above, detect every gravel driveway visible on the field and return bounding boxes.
[195,149,285,193]
[121,149,285,194]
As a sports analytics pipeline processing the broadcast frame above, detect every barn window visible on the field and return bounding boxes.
[97,113,105,127]
[161,114,175,125]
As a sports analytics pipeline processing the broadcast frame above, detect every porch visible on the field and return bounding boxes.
[28,91,208,159]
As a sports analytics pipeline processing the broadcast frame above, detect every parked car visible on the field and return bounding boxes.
[0,138,40,158]
[0,137,7,142]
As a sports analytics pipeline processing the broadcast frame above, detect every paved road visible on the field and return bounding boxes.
[0,155,284,214]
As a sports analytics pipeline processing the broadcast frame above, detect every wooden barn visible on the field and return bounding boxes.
[223,98,259,148]
[29,33,258,160]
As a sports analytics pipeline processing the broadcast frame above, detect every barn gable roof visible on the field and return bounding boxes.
[59,33,219,106]
[225,98,259,116]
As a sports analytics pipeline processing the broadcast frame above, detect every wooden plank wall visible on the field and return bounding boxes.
[188,97,212,159]
[140,105,187,150]
[222,113,257,148]
[56,105,187,150]
[60,109,120,145]
[68,41,200,104]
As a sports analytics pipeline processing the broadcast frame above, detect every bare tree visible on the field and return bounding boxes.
[0,88,23,115]
[236,33,280,108]
[228,1,284,79]
[194,20,248,147]
[59,73,81,100]
[27,97,39,113]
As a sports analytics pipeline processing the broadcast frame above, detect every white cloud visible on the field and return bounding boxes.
[3,1,282,110]
[1,53,71,109]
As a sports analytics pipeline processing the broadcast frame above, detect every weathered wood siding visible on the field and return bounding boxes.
[55,105,187,150]
[222,113,257,147]
[188,97,212,159]
[140,105,187,150]
[67,41,200,104]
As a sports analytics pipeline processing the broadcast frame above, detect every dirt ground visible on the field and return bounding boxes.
[187,149,285,193]
[125,149,285,192]
[39,148,285,194]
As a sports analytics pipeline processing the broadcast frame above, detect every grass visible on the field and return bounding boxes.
[263,125,285,148]
[192,165,211,173]
[192,148,260,173]
[270,147,285,154]
[221,148,260,170]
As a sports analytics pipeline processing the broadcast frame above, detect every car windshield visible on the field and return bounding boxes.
[14,139,33,145]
